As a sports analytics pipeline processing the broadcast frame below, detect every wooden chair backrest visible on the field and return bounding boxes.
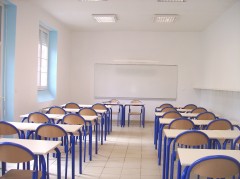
[191,107,207,113]
[159,103,173,108]
[0,143,34,163]
[183,104,197,110]
[130,99,142,104]
[79,108,97,116]
[48,107,66,114]
[169,118,194,130]
[0,122,19,136]
[196,112,216,120]
[36,124,66,138]
[206,119,232,130]
[92,104,107,110]
[161,107,177,113]
[188,156,240,178]
[28,113,49,123]
[63,114,85,125]
[163,111,182,119]
[175,131,209,146]
[65,103,80,109]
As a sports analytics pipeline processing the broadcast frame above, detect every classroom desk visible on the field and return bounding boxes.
[178,148,240,179]
[61,108,108,145]
[154,112,198,149]
[124,103,145,127]
[56,114,99,161]
[0,138,61,179]
[162,129,240,179]
[9,122,83,178]
[156,117,239,160]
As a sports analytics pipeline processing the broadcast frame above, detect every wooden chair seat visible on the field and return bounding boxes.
[0,169,41,179]
[112,111,119,115]
[129,112,141,115]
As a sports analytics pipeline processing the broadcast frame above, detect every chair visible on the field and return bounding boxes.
[0,142,40,179]
[195,112,216,120]
[0,121,21,138]
[232,135,240,150]
[161,107,177,113]
[182,155,240,179]
[47,106,66,115]
[28,112,51,123]
[157,111,182,165]
[128,100,143,127]
[110,99,121,126]
[183,104,197,110]
[170,131,210,179]
[191,107,207,113]
[79,107,98,160]
[62,113,85,165]
[35,124,69,179]
[159,103,174,109]
[206,118,233,130]
[47,106,66,123]
[92,103,109,143]
[168,117,194,130]
[65,102,80,109]
[27,112,51,139]
[205,119,234,149]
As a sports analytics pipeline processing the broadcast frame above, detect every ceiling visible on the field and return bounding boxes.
[28,0,238,31]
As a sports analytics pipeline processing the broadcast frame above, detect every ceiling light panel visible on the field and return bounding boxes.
[157,0,185,2]
[92,14,118,23]
[154,14,178,23]
[78,0,107,2]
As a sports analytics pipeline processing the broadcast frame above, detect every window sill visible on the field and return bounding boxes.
[37,89,55,102]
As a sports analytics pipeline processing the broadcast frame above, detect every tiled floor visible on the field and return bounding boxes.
[49,121,162,179]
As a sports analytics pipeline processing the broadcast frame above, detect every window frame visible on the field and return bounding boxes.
[38,25,49,91]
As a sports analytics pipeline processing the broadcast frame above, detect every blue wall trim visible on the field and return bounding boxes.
[37,30,58,102]
[2,1,16,121]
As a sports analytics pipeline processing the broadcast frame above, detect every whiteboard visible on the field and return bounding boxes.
[94,63,178,99]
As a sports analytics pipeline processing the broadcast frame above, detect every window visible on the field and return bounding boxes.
[37,24,58,102]
[38,26,49,90]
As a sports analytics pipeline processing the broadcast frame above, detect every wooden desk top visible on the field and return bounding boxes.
[163,129,240,140]
[125,103,145,106]
[0,138,61,155]
[178,148,240,166]
[159,118,239,126]
[9,122,82,133]
[20,114,63,120]
[63,108,107,114]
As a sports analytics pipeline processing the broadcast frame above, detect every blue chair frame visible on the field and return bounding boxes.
[62,113,84,174]
[79,107,98,161]
[169,130,210,179]
[0,142,39,179]
[232,135,240,150]
[36,124,68,179]
[181,155,240,179]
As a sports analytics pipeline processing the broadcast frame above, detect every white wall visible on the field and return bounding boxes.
[70,31,201,120]
[197,1,240,121]
[11,0,71,121]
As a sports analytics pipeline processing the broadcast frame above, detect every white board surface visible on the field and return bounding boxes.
[94,63,178,99]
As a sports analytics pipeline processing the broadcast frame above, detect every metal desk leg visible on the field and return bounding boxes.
[71,135,75,179]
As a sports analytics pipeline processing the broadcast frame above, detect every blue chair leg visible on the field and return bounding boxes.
[177,160,181,179]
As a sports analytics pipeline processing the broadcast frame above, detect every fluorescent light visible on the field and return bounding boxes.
[78,0,107,1]
[154,14,178,23]
[92,14,118,23]
[157,0,185,2]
